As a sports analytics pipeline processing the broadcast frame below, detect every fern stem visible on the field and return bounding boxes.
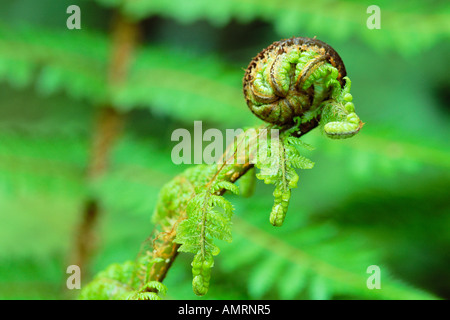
[145,120,319,287]
[147,230,181,284]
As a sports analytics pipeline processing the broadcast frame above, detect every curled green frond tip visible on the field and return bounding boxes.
[192,252,214,296]
[320,76,364,140]
[270,187,291,226]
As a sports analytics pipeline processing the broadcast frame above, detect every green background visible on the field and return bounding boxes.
[0,0,448,299]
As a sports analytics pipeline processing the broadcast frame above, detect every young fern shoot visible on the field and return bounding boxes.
[80,36,363,299]
[174,175,239,295]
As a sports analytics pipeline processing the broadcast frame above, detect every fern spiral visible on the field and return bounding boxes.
[81,36,365,299]
[243,37,362,139]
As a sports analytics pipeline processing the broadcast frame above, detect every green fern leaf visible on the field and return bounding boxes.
[174,171,239,295]
[255,133,314,226]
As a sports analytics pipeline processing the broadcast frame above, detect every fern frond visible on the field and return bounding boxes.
[286,136,315,151]
[211,180,239,195]
[230,216,439,300]
[0,24,253,126]
[174,174,238,295]
[255,133,314,226]
[95,0,450,55]
[78,258,168,300]
[78,261,137,300]
[126,281,168,300]
[116,46,252,126]
[0,23,108,102]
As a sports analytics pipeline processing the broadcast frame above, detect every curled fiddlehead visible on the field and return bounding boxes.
[81,37,364,299]
[243,36,363,138]
[246,37,364,226]
[320,76,364,139]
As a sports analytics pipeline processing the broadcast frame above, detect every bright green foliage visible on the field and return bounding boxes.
[94,0,450,56]
[222,215,442,300]
[191,252,214,296]
[78,258,167,300]
[320,77,363,139]
[175,171,239,295]
[78,261,137,300]
[79,162,230,298]
[152,164,218,223]
[255,132,314,226]
[0,24,251,127]
[151,168,197,226]
[0,23,108,102]
[0,0,448,302]
[126,281,168,300]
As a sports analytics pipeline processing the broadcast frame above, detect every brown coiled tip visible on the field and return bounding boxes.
[243,37,347,126]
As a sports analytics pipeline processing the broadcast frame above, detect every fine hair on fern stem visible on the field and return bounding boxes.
[80,36,364,299]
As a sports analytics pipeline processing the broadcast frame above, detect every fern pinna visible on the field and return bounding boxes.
[80,37,363,298]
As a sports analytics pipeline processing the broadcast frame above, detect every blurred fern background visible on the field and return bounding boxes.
[0,0,449,300]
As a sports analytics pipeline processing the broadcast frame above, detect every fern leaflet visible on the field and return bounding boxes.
[174,175,239,295]
[256,133,314,226]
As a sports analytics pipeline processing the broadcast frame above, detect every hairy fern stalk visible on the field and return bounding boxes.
[80,37,364,299]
